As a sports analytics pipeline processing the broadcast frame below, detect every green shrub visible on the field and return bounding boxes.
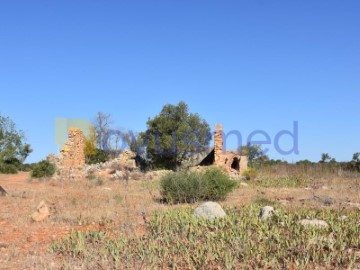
[31,160,56,178]
[0,163,18,174]
[86,149,109,165]
[19,163,35,172]
[160,168,237,203]
[242,168,258,180]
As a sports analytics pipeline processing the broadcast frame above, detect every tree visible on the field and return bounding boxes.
[351,152,360,171]
[0,115,32,166]
[352,152,360,163]
[140,101,211,170]
[239,144,269,166]
[84,125,97,157]
[93,112,112,150]
[320,153,331,163]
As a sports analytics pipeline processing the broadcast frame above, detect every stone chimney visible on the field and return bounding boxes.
[214,124,223,165]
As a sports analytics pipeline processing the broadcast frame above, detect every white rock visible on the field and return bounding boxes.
[240,182,249,187]
[300,219,329,228]
[193,202,226,219]
[259,206,275,220]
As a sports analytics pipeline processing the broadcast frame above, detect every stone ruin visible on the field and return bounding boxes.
[48,128,140,180]
[198,124,248,175]
[60,128,85,167]
[48,128,86,180]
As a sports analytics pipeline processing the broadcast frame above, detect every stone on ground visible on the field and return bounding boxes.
[259,206,275,220]
[193,202,226,219]
[300,219,329,228]
[31,201,50,222]
[0,186,7,196]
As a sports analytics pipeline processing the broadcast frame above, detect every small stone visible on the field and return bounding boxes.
[340,216,348,221]
[278,200,290,205]
[240,182,249,187]
[31,201,50,222]
[0,186,7,196]
[300,219,329,228]
[193,202,226,219]
[259,206,275,220]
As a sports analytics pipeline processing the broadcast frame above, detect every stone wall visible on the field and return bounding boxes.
[60,128,85,168]
[48,128,86,180]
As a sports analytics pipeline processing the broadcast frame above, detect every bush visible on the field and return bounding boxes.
[160,168,237,203]
[0,163,18,174]
[242,168,258,180]
[86,149,109,165]
[31,160,56,178]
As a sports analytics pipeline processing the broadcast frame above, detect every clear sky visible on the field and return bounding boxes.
[0,0,359,163]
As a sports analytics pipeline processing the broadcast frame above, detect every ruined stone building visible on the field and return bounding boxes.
[199,124,248,174]
[48,128,86,180]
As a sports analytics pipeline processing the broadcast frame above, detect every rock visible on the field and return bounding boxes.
[340,215,348,221]
[193,202,226,219]
[111,170,126,180]
[240,182,249,187]
[259,206,275,220]
[31,201,50,222]
[300,219,329,228]
[278,199,290,206]
[0,186,7,196]
[118,150,137,169]
[313,195,335,206]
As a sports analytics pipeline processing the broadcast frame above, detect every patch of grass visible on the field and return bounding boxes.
[242,168,258,180]
[141,180,160,191]
[255,176,308,188]
[50,205,360,269]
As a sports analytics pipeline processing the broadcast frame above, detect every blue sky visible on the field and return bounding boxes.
[0,0,359,163]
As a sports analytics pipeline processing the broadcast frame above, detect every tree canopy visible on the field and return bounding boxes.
[0,114,32,167]
[138,101,211,170]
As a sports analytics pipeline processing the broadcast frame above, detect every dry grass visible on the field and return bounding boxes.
[0,168,359,269]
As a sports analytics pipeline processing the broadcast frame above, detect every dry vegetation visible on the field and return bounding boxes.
[0,165,359,269]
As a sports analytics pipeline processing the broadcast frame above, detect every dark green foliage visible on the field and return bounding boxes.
[139,101,211,170]
[0,114,32,174]
[160,168,237,203]
[31,160,56,178]
[0,115,32,164]
[0,163,18,174]
[85,149,109,165]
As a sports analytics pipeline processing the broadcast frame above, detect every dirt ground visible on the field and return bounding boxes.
[0,172,359,269]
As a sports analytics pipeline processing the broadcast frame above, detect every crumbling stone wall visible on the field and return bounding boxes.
[60,128,85,167]
[48,128,86,180]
